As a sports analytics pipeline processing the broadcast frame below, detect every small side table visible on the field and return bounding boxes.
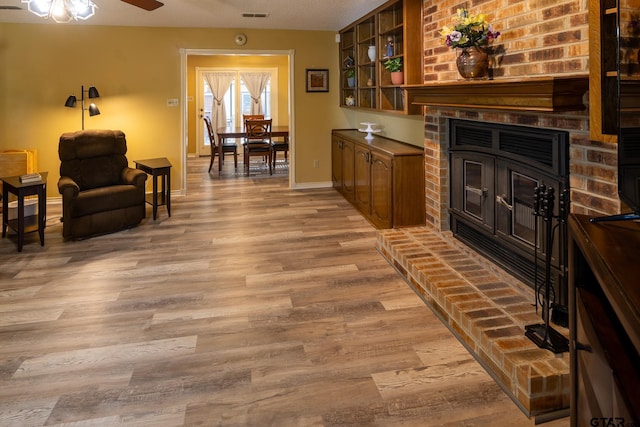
[134,158,172,220]
[1,172,47,252]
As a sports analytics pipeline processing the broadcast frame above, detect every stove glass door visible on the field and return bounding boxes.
[511,171,538,247]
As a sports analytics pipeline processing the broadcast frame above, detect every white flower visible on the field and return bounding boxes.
[450,31,462,43]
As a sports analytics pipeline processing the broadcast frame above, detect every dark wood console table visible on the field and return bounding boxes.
[568,214,640,426]
[1,172,47,252]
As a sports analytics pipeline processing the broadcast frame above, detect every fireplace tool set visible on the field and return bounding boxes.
[524,184,570,354]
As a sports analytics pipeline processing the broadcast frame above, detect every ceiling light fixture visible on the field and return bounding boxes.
[22,0,97,23]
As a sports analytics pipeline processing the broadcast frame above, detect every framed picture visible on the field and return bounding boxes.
[306,69,329,92]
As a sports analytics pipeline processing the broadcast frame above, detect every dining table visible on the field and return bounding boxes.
[215,125,289,173]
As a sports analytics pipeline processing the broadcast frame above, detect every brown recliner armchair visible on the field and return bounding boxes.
[58,130,148,240]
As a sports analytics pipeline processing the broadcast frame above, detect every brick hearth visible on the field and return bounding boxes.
[377,227,570,419]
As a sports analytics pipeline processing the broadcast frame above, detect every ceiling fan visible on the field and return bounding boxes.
[0,0,164,13]
[120,0,164,11]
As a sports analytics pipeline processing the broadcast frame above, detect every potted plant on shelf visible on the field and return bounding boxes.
[345,68,355,87]
[383,57,403,85]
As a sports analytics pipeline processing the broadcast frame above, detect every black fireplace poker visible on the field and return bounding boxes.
[525,185,569,354]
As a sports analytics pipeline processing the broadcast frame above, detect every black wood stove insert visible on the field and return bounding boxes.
[448,119,570,326]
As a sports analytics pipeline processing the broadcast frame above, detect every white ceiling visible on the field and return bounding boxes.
[0,0,389,31]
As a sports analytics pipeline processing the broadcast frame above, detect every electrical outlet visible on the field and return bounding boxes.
[166,98,179,107]
[313,160,319,168]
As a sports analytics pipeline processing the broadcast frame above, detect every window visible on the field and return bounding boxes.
[202,68,277,137]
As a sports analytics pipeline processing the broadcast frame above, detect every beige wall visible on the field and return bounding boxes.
[0,23,423,197]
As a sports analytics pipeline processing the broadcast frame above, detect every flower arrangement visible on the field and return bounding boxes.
[441,8,500,49]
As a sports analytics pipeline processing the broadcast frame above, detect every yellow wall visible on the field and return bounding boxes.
[0,23,423,197]
[186,54,289,154]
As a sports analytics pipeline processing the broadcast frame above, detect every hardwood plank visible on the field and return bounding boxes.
[0,157,568,426]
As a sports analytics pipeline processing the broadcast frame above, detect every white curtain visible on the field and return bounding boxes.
[203,71,235,132]
[240,72,271,115]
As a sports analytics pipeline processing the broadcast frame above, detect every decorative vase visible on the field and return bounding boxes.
[368,45,376,63]
[347,76,355,88]
[390,71,404,85]
[456,47,489,79]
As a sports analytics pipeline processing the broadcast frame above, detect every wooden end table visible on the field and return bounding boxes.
[134,158,172,220]
[1,172,47,252]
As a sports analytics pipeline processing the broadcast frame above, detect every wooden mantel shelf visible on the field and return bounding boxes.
[404,75,589,112]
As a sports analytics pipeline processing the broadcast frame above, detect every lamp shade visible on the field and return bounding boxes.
[65,85,101,129]
[87,86,100,99]
[64,95,77,108]
[88,103,100,116]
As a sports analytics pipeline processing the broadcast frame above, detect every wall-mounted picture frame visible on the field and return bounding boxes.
[306,69,329,92]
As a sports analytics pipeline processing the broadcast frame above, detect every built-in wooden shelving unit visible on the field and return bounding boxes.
[339,0,422,115]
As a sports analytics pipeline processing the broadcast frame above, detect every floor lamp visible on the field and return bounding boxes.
[64,85,100,130]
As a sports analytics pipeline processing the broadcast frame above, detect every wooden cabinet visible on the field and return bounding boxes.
[370,152,393,228]
[568,214,640,426]
[332,129,425,229]
[332,135,355,202]
[339,0,422,115]
[331,136,343,191]
[354,143,372,214]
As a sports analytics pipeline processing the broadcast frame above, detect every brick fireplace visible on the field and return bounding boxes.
[416,0,618,219]
[377,67,631,421]
[375,0,626,420]
[376,97,621,420]
[420,106,618,231]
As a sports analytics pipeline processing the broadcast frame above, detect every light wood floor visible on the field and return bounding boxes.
[0,157,569,426]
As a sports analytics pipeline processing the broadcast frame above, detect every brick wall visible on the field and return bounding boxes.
[423,0,590,82]
[420,0,622,230]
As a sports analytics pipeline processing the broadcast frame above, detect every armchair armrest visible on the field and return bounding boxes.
[57,176,80,198]
[58,175,79,239]
[121,167,147,187]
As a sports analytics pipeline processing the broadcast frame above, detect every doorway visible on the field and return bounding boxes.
[195,67,279,157]
[180,49,295,193]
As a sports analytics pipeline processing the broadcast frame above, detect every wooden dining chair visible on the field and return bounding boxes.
[242,114,264,127]
[271,134,289,170]
[204,116,238,173]
[242,114,268,164]
[243,118,272,175]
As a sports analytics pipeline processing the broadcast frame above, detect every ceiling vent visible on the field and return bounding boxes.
[242,12,269,18]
